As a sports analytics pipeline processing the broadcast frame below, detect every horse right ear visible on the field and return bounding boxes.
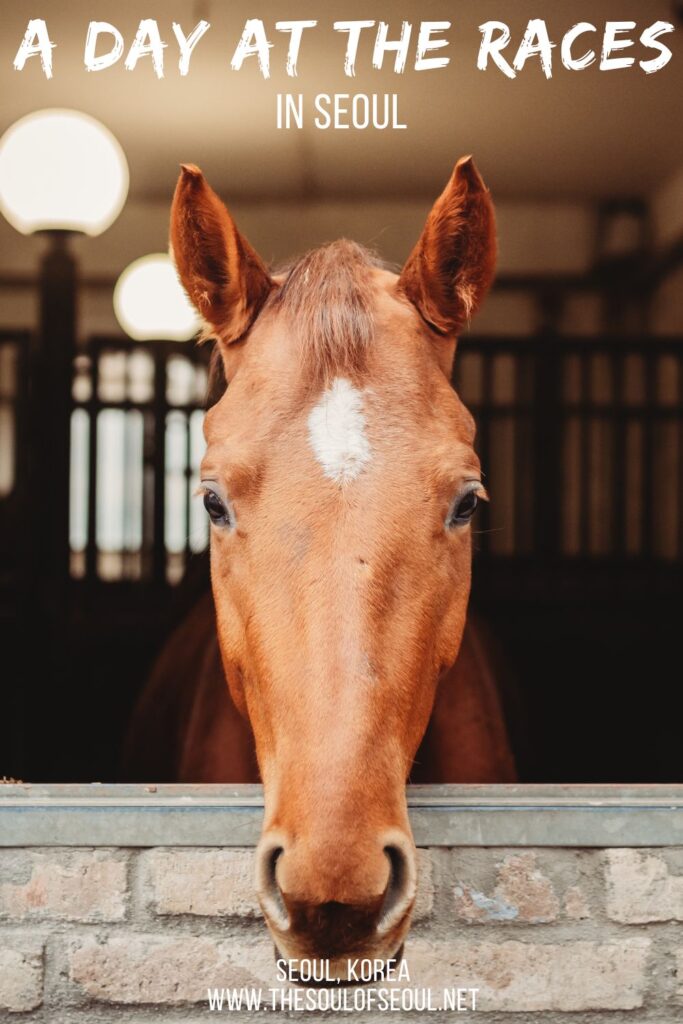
[398,156,496,337]
[170,164,274,346]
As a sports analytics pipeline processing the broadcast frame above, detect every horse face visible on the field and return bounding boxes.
[171,158,496,978]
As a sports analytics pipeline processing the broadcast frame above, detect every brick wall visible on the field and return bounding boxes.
[1,845,682,1020]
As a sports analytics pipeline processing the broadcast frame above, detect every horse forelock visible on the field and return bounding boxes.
[273,240,383,382]
[205,240,385,404]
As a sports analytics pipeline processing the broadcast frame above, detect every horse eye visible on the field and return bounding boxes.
[203,490,229,525]
[449,489,479,528]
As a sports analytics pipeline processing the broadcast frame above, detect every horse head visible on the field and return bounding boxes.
[170,156,496,978]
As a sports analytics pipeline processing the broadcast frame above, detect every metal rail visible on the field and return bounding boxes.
[2,784,682,847]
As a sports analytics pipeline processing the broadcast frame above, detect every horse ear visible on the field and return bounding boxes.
[398,156,496,337]
[170,164,273,346]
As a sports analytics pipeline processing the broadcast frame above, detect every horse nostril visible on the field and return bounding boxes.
[256,842,290,931]
[378,839,417,936]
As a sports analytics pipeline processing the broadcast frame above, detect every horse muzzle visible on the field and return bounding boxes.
[255,828,417,979]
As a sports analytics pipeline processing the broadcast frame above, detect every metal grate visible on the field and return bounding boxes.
[70,337,210,585]
[455,337,683,563]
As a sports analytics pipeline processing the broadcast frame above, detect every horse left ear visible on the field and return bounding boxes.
[170,164,274,345]
[398,156,496,337]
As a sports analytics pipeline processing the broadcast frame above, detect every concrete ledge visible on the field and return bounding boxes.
[1,784,682,847]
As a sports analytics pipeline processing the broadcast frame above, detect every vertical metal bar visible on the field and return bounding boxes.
[641,350,656,559]
[152,351,167,585]
[141,408,155,581]
[184,410,192,572]
[513,353,528,554]
[35,233,77,585]
[122,398,131,581]
[85,349,99,581]
[579,352,591,556]
[611,349,626,558]
[534,337,562,559]
[27,233,78,780]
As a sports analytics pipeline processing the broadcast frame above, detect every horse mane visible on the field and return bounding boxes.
[206,240,384,405]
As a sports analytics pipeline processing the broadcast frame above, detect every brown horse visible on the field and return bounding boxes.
[126,156,515,979]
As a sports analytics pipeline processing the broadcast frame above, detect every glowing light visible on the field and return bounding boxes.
[114,254,199,342]
[0,109,128,236]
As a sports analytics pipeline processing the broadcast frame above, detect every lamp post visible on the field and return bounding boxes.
[0,109,129,581]
[0,109,128,778]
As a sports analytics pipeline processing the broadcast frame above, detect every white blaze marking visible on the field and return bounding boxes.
[307,377,371,484]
